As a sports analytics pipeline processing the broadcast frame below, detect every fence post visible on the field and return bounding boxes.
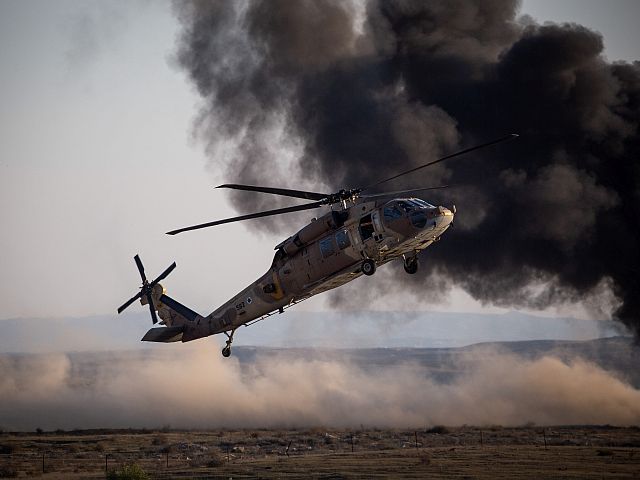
[166,450,169,468]
[480,430,483,447]
[414,432,418,450]
[105,453,108,474]
[42,452,45,473]
[543,429,547,450]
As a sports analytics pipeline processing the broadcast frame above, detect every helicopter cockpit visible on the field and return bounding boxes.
[383,198,435,229]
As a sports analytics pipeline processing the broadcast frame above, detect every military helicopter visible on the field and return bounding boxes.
[117,134,517,357]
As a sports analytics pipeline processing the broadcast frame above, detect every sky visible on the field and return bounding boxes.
[0,0,638,325]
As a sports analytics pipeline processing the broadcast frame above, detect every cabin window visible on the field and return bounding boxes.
[319,236,335,258]
[335,229,351,250]
[359,214,375,240]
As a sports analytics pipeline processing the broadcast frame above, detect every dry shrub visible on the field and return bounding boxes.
[0,445,13,455]
[106,464,149,480]
[66,444,80,454]
[159,444,174,454]
[0,467,18,478]
[207,452,224,467]
[426,426,449,435]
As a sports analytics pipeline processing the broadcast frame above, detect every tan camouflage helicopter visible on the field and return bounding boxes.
[118,134,517,357]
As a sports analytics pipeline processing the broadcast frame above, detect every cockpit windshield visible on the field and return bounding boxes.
[384,198,436,224]
[408,198,435,209]
[396,201,413,213]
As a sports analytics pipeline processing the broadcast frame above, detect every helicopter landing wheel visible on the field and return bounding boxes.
[403,256,419,275]
[221,329,235,358]
[362,259,376,276]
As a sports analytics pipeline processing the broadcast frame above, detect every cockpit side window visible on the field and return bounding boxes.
[384,204,403,222]
[410,211,427,228]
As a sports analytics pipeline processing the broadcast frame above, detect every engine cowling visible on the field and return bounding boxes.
[281,210,346,255]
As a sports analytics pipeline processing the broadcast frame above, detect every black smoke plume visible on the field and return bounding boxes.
[174,1,640,336]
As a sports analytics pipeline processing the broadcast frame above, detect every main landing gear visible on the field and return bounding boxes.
[361,259,376,276]
[222,329,235,357]
[403,255,419,275]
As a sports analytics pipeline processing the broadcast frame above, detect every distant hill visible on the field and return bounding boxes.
[0,310,628,353]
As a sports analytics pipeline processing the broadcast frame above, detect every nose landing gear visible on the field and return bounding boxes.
[403,255,419,275]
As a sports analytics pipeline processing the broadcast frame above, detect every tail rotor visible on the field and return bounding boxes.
[117,254,176,324]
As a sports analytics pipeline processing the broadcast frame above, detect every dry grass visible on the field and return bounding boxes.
[0,426,638,478]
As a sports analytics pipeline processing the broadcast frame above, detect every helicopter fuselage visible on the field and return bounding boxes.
[156,197,454,344]
[120,133,516,356]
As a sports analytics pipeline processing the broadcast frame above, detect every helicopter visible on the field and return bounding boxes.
[117,134,517,357]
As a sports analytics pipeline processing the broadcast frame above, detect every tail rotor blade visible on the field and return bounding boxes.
[134,254,147,282]
[152,262,176,285]
[147,293,158,324]
[117,291,143,314]
[117,255,176,324]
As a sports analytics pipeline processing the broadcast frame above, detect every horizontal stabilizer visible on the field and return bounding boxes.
[141,326,184,343]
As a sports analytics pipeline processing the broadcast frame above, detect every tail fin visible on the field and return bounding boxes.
[157,294,200,324]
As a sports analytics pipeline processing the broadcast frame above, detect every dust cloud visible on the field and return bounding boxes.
[1,344,639,431]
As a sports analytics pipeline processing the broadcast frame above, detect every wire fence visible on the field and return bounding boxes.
[1,427,638,478]
[0,449,228,479]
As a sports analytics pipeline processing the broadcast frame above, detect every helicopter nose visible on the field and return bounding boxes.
[438,206,454,225]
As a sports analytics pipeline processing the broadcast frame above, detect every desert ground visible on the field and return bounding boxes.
[1,426,639,479]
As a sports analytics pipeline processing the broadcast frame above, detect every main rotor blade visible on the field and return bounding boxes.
[151,262,176,286]
[362,133,518,191]
[361,185,452,200]
[134,254,147,283]
[217,184,329,201]
[117,291,143,314]
[166,200,325,235]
